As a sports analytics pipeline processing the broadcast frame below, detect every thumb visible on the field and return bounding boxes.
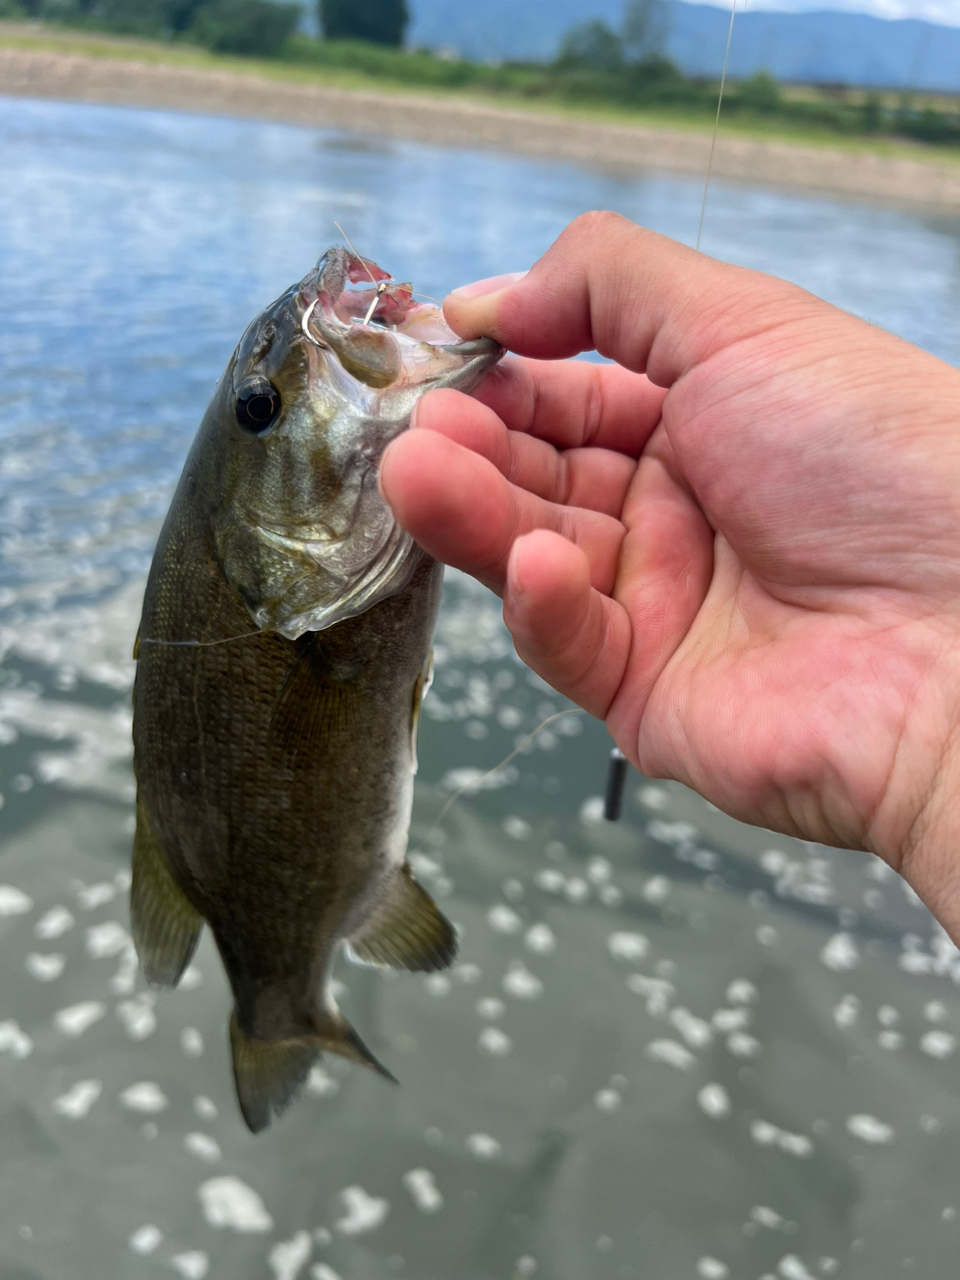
[443,211,822,388]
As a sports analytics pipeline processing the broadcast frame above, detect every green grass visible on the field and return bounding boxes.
[2,19,958,169]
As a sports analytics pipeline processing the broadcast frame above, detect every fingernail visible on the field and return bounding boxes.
[448,270,527,302]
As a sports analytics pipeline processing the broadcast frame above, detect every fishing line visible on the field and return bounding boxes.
[696,0,742,252]
[429,708,586,835]
[333,220,392,324]
[138,630,262,649]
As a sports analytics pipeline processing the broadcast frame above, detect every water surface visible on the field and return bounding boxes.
[1,95,960,1280]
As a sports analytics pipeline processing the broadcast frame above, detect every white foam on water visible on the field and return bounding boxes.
[476,998,505,1020]
[170,1252,209,1279]
[833,995,860,1028]
[466,1133,501,1159]
[305,1066,340,1098]
[627,974,674,1016]
[727,1033,761,1058]
[778,1255,816,1280]
[878,1030,903,1050]
[34,906,74,940]
[579,797,605,825]
[608,932,649,962]
[198,1177,273,1232]
[535,869,566,894]
[503,815,531,840]
[0,885,32,916]
[502,963,543,1000]
[586,857,611,884]
[487,904,522,934]
[670,1008,713,1048]
[129,1225,162,1255]
[524,924,555,955]
[120,1082,168,1113]
[756,925,780,947]
[642,875,671,903]
[645,1039,696,1071]
[751,1121,814,1157]
[479,1027,511,1056]
[193,1096,217,1119]
[75,882,116,910]
[696,1259,729,1279]
[564,877,590,904]
[924,1000,947,1022]
[698,1084,731,1119]
[712,1007,750,1032]
[424,974,451,997]
[0,1021,32,1059]
[454,963,482,984]
[184,1133,222,1163]
[181,1028,204,1057]
[53,1079,102,1118]
[403,1168,444,1213]
[25,952,64,981]
[751,1206,789,1230]
[820,933,859,971]
[309,1266,342,1280]
[54,1001,105,1036]
[116,998,157,1040]
[86,921,130,958]
[595,1088,622,1113]
[727,979,758,1005]
[921,1030,957,1059]
[335,1186,389,1236]
[846,1114,894,1143]
[268,1230,313,1280]
[877,1004,900,1026]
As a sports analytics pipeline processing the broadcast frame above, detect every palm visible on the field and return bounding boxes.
[380,217,960,921]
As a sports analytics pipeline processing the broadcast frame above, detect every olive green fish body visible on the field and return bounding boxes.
[131,248,501,1131]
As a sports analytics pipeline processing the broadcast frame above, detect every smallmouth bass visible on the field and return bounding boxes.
[131,247,501,1131]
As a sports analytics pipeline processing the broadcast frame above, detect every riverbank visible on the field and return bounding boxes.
[2,34,959,209]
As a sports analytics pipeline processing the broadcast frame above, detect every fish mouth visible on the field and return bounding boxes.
[298,246,503,393]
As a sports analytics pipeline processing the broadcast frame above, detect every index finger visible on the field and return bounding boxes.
[470,354,666,457]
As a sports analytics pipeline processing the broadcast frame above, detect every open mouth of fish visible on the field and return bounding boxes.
[298,245,500,393]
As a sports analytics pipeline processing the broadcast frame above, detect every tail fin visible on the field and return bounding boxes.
[229,1015,320,1134]
[229,1010,396,1134]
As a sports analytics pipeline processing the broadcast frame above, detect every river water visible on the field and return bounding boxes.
[1,94,960,1280]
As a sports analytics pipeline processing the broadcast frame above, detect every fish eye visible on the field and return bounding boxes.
[235,380,280,434]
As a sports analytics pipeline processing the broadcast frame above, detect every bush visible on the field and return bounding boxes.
[319,0,408,48]
[738,69,781,114]
[861,91,883,133]
[190,0,301,56]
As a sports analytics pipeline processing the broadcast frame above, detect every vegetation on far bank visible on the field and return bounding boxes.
[0,1,958,158]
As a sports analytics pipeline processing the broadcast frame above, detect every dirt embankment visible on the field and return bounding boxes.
[2,45,960,209]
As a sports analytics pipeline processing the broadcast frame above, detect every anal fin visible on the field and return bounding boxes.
[349,864,457,973]
[130,797,203,988]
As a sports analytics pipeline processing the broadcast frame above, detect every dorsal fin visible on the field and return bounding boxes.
[349,865,457,973]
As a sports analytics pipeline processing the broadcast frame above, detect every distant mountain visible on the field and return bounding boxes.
[407,1,957,92]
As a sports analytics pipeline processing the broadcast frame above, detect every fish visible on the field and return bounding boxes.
[130,246,502,1132]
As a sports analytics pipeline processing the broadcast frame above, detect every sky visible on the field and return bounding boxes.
[690,0,960,25]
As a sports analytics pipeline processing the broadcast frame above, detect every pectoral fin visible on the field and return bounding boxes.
[410,648,434,774]
[349,864,457,973]
[130,798,203,988]
[268,635,360,761]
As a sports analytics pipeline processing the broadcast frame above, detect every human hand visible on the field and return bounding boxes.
[380,212,960,937]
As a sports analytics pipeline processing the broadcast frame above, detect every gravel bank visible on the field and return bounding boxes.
[2,46,959,209]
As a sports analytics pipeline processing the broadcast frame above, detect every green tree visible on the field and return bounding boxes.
[861,91,883,134]
[739,69,781,113]
[190,0,301,56]
[622,0,671,62]
[319,0,408,47]
[555,19,624,73]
